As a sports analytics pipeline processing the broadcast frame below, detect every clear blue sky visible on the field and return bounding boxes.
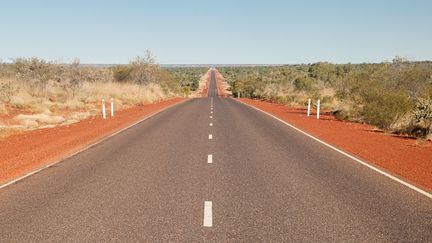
[1,0,431,64]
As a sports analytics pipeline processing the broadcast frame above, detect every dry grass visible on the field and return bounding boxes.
[65,112,91,125]
[0,78,169,133]
[15,113,65,124]
[78,81,166,106]
[1,77,167,109]
[0,57,182,136]
[15,114,66,127]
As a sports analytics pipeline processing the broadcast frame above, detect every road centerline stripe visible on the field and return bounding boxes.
[210,123,213,126]
[209,134,213,139]
[207,154,213,163]
[203,201,213,227]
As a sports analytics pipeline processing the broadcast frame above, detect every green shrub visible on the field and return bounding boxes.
[293,76,314,91]
[333,109,351,121]
[112,65,132,82]
[321,95,334,104]
[274,95,287,104]
[218,60,432,138]
[361,91,412,129]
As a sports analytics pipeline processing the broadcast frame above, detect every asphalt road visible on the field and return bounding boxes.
[208,69,218,97]
[0,71,431,242]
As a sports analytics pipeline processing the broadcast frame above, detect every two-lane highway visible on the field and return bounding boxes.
[0,70,431,241]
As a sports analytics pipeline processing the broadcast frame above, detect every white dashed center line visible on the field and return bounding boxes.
[203,201,213,227]
[205,97,214,228]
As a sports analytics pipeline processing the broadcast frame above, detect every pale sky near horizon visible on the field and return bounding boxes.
[1,0,431,64]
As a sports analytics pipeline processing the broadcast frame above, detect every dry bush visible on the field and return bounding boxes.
[67,112,91,123]
[13,58,56,96]
[9,89,34,109]
[15,114,65,127]
[0,79,17,102]
[414,97,432,122]
[0,54,183,134]
[129,51,160,85]
[112,65,133,82]
[392,98,432,138]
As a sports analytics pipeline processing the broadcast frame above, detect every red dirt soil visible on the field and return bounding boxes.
[214,68,227,97]
[240,98,432,191]
[0,98,185,185]
[200,69,211,97]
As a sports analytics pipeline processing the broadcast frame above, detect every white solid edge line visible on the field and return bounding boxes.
[209,134,213,139]
[0,99,190,190]
[203,201,213,227]
[207,154,213,164]
[234,99,432,199]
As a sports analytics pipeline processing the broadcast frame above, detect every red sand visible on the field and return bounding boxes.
[200,70,211,97]
[0,98,185,185]
[214,68,227,97]
[240,98,432,191]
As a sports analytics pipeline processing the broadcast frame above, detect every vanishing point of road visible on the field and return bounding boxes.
[0,70,431,241]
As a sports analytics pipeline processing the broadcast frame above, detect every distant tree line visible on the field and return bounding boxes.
[219,57,432,138]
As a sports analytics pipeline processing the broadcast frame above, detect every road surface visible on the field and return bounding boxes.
[0,71,431,242]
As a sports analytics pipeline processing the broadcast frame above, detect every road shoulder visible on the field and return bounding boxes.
[0,98,187,187]
[236,98,432,196]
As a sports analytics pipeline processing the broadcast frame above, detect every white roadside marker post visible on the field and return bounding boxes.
[307,98,311,117]
[102,99,106,119]
[110,97,114,117]
[317,99,320,119]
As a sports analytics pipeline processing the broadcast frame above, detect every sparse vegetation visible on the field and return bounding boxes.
[219,58,432,138]
[0,52,191,134]
[165,67,208,96]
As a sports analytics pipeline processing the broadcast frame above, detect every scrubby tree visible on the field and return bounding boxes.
[218,58,432,137]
